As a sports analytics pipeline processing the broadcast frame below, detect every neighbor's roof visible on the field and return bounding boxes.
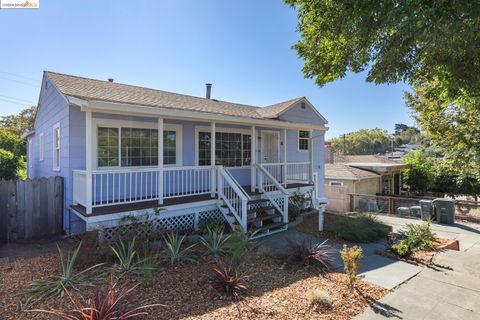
[334,155,399,164]
[325,163,379,180]
[45,71,311,120]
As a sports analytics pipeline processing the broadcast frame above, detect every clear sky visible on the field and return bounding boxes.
[0,0,413,139]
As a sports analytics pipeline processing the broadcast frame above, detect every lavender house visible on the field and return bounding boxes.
[24,71,328,239]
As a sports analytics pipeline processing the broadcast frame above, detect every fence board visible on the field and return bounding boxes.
[0,177,64,242]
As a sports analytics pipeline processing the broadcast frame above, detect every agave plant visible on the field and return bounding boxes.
[31,277,164,319]
[212,262,248,299]
[109,237,158,277]
[286,238,334,271]
[163,232,197,264]
[200,225,230,260]
[22,242,103,301]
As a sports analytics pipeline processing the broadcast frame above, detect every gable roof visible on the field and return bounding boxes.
[325,163,379,180]
[45,71,323,122]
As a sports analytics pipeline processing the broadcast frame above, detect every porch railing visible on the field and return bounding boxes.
[260,161,311,185]
[254,164,289,222]
[75,166,215,211]
[217,166,250,230]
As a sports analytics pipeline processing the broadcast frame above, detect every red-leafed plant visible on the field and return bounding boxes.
[31,278,163,320]
[212,263,248,299]
[286,238,334,272]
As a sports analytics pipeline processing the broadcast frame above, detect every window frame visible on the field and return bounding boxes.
[52,123,61,171]
[28,138,33,169]
[194,126,252,169]
[297,130,310,152]
[92,118,182,169]
[329,180,343,187]
[39,132,44,161]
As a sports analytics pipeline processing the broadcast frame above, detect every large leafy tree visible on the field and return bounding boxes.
[286,0,480,98]
[329,128,393,155]
[0,106,36,137]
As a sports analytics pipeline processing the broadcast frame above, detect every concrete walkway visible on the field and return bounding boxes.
[261,228,422,290]
[357,216,480,320]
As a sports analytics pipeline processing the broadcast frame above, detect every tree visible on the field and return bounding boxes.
[0,106,36,137]
[402,150,435,195]
[0,149,20,180]
[0,128,25,157]
[285,1,480,99]
[329,128,393,155]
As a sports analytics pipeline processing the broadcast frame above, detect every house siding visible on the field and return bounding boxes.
[279,102,327,127]
[29,75,71,232]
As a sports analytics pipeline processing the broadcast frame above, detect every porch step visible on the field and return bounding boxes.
[247,199,269,205]
[251,222,287,233]
[247,213,282,224]
[248,206,275,215]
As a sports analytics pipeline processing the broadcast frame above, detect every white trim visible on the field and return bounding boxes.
[194,125,253,167]
[52,122,61,172]
[82,100,329,132]
[92,117,183,169]
[260,130,280,164]
[39,132,44,161]
[28,138,33,169]
[297,129,310,152]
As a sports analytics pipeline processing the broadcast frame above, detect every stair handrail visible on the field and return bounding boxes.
[255,164,289,195]
[222,166,251,200]
[217,166,250,230]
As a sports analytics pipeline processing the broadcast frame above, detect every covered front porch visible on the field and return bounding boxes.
[71,108,319,228]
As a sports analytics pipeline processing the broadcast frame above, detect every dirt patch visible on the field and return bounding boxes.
[0,243,387,320]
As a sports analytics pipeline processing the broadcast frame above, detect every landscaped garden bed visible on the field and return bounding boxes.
[0,227,387,320]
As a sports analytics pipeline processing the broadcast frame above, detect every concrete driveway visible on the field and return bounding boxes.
[356,215,480,320]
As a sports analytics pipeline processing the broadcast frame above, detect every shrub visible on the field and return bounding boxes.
[228,230,258,265]
[200,225,230,260]
[22,243,103,302]
[212,263,247,299]
[0,148,20,180]
[390,221,436,257]
[327,213,391,242]
[340,245,363,286]
[109,237,158,277]
[32,278,163,319]
[308,289,331,308]
[286,238,333,271]
[198,219,225,235]
[163,232,197,264]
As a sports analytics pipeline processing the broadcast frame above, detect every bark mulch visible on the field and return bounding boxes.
[0,242,387,320]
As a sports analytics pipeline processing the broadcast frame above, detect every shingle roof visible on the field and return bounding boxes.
[45,71,304,120]
[333,155,399,164]
[325,163,379,179]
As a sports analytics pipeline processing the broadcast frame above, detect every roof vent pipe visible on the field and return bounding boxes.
[108,78,114,82]
[206,83,212,99]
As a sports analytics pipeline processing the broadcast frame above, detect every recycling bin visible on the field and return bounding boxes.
[419,200,434,221]
[432,198,455,224]
[409,206,422,218]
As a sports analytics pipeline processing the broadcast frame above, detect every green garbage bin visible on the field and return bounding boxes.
[432,198,455,224]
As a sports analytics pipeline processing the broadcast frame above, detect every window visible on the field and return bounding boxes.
[298,130,310,151]
[96,125,180,168]
[53,124,60,171]
[198,131,251,167]
[121,128,158,167]
[28,139,33,169]
[98,127,119,167]
[329,181,343,187]
[39,133,44,161]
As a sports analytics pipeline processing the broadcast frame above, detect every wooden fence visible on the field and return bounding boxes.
[0,177,63,242]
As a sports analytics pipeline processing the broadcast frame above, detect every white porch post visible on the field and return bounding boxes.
[251,125,256,192]
[158,117,164,205]
[309,129,314,183]
[210,122,216,197]
[283,128,287,187]
[85,111,93,214]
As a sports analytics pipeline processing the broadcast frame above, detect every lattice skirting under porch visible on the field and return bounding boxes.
[98,207,225,244]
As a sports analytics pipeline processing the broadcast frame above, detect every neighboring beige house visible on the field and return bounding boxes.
[325,154,407,196]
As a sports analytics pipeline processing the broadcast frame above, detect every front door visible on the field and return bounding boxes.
[261,131,280,180]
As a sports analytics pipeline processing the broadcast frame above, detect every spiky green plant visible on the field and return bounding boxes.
[22,242,102,301]
[228,230,259,265]
[163,232,197,264]
[109,237,158,277]
[200,225,230,260]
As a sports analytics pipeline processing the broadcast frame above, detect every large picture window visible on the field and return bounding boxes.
[97,125,179,168]
[198,131,251,167]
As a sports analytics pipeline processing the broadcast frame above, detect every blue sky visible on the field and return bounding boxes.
[0,0,412,139]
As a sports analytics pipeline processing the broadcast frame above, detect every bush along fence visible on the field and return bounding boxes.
[348,193,480,223]
[0,176,63,242]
